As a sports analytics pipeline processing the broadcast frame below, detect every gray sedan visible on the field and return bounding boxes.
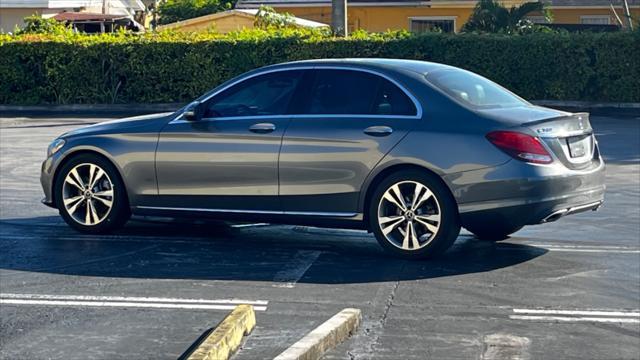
[41,59,605,259]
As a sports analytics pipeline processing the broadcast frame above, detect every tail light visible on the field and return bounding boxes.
[486,131,553,164]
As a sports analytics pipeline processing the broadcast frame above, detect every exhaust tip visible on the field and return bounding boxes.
[542,209,568,223]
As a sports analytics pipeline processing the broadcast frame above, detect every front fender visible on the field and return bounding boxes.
[42,132,159,208]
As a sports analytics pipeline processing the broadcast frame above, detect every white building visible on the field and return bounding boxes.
[0,0,145,33]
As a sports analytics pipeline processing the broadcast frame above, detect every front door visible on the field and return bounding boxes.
[154,69,305,211]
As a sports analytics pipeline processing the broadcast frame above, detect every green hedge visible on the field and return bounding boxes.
[1,30,638,104]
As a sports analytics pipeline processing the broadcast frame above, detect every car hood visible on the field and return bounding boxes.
[61,112,175,138]
[477,105,571,126]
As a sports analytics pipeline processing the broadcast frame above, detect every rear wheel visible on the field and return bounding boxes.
[466,224,523,242]
[368,170,460,259]
[54,154,130,234]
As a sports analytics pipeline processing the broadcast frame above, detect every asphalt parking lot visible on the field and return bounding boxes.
[0,112,639,360]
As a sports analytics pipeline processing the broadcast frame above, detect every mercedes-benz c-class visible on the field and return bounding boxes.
[41,59,605,258]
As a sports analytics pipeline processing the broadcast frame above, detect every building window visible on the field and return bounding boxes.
[409,17,457,33]
[580,15,611,25]
[525,16,549,24]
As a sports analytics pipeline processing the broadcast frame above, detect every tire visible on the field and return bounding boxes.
[54,153,130,234]
[368,170,460,259]
[466,224,523,242]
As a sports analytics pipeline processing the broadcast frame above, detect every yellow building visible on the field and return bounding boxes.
[156,8,329,32]
[235,0,640,33]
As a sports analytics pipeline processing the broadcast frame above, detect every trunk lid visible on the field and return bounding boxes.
[477,105,570,125]
[525,112,598,169]
[480,107,600,170]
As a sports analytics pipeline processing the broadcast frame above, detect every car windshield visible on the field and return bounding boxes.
[426,69,528,109]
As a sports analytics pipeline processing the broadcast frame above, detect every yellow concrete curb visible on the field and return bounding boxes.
[187,304,256,360]
[274,308,361,360]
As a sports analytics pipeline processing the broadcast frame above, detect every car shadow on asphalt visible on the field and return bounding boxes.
[0,216,548,284]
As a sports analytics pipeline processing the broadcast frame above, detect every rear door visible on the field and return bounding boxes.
[278,68,422,214]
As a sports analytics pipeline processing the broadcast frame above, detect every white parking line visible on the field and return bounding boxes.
[513,308,640,317]
[230,223,270,228]
[532,244,639,250]
[272,250,321,288]
[542,248,640,254]
[509,315,639,324]
[500,243,640,254]
[0,294,268,311]
[0,293,268,305]
[510,308,640,324]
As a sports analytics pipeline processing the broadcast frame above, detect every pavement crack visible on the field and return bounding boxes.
[348,261,405,360]
[380,279,399,327]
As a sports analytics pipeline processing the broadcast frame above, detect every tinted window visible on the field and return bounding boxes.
[205,70,303,118]
[373,78,417,116]
[303,69,416,116]
[426,69,527,109]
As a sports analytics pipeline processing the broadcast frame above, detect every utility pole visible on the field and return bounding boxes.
[153,0,159,30]
[332,0,347,37]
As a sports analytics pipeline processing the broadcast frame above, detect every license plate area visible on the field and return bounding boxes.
[567,135,588,158]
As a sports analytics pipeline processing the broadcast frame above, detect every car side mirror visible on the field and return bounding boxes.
[183,101,203,121]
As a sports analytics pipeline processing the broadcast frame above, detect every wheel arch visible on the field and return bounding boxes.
[51,148,129,208]
[360,163,458,224]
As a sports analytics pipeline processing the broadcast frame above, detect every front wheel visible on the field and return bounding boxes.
[368,170,460,259]
[54,154,130,234]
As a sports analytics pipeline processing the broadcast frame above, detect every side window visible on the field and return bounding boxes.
[205,70,303,118]
[373,79,417,116]
[307,70,380,115]
[304,69,417,116]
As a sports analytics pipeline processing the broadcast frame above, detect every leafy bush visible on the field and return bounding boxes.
[157,0,234,25]
[0,29,638,104]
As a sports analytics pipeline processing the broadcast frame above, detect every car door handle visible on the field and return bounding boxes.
[364,126,393,137]
[249,123,276,134]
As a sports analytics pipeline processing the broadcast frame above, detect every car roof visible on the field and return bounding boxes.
[261,58,451,75]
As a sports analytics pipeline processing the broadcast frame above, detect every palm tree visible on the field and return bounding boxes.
[462,0,552,33]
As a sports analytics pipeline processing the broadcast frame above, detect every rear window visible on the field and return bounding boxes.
[298,69,417,116]
[426,69,528,109]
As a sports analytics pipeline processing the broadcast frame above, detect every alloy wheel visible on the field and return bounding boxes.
[62,163,114,226]
[377,180,441,251]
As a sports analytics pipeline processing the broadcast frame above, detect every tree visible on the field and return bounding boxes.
[254,6,296,29]
[17,15,71,35]
[462,0,552,34]
[157,0,235,25]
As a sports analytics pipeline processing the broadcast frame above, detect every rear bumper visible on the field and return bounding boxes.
[445,157,605,229]
[459,196,604,231]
